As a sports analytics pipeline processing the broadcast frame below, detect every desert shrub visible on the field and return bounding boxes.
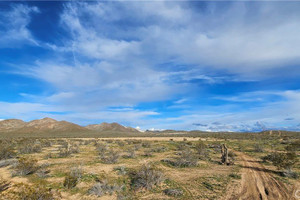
[116,140,125,147]
[0,142,16,160]
[12,157,39,176]
[0,177,10,193]
[69,143,80,154]
[36,163,51,178]
[129,164,164,190]
[44,153,55,159]
[163,149,198,167]
[253,143,264,152]
[4,183,57,200]
[40,140,52,148]
[63,167,83,189]
[96,143,108,153]
[143,149,153,157]
[106,140,114,144]
[58,147,71,158]
[229,173,241,179]
[114,166,128,175]
[227,151,236,165]
[142,141,151,148]
[83,140,93,145]
[100,149,120,164]
[151,146,168,153]
[58,143,80,158]
[88,180,123,197]
[17,139,42,154]
[202,181,213,191]
[280,169,299,179]
[0,158,17,168]
[195,141,209,159]
[285,140,300,152]
[123,148,136,159]
[176,142,188,151]
[237,143,246,152]
[163,188,183,197]
[134,144,142,151]
[263,151,297,170]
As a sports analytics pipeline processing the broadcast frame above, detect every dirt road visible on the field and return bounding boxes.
[226,152,296,200]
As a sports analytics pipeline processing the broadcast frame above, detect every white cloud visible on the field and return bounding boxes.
[0,4,39,47]
[2,2,300,131]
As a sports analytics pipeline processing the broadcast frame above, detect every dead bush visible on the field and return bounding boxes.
[12,157,39,176]
[129,163,164,190]
[100,149,120,164]
[88,180,123,197]
[63,167,83,189]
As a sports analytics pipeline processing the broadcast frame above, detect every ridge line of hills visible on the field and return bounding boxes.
[0,117,140,134]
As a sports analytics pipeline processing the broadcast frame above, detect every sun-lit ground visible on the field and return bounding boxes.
[0,136,299,199]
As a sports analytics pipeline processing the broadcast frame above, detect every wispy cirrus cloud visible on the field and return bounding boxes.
[0,4,39,48]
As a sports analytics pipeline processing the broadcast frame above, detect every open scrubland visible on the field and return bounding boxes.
[0,132,299,200]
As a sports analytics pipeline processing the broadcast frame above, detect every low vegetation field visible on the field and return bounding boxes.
[0,134,299,199]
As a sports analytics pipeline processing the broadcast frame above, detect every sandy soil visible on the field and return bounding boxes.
[226,152,296,200]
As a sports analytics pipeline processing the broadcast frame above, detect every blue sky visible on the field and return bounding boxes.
[0,1,300,132]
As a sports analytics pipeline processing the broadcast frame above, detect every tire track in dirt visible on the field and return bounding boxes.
[226,152,295,200]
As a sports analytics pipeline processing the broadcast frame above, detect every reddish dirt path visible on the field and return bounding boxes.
[226,152,296,200]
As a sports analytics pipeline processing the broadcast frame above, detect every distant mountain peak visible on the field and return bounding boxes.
[86,122,139,132]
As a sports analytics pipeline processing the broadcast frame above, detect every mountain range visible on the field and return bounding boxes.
[0,117,140,134]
